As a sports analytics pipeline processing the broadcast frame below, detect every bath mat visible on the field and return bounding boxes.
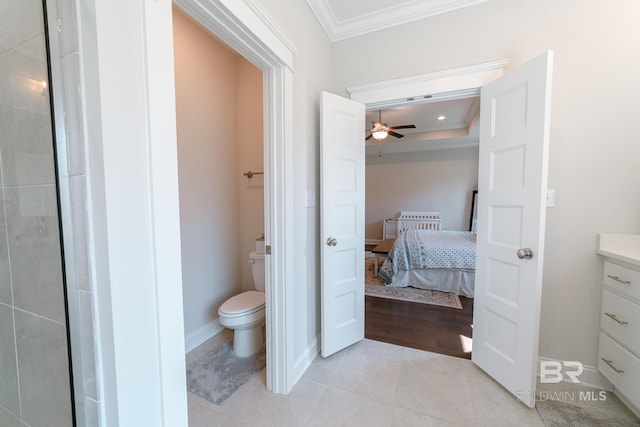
[365,255,462,309]
[536,398,640,427]
[186,341,265,406]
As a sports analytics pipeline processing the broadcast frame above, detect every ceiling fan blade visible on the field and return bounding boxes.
[388,130,404,138]
[365,133,373,140]
[388,124,416,130]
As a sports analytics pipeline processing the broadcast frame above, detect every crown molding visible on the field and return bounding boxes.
[306,0,487,42]
[245,0,298,55]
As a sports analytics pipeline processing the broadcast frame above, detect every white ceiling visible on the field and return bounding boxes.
[306,0,487,154]
[306,0,487,41]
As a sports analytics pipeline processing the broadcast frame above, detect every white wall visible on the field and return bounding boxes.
[78,0,188,424]
[333,0,640,369]
[173,9,264,338]
[366,147,478,239]
[256,0,334,373]
[74,0,640,422]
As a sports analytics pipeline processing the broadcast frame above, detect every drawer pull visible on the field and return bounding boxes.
[607,275,631,285]
[601,357,624,374]
[604,312,629,325]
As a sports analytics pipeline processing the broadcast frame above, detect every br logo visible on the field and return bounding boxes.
[540,361,584,383]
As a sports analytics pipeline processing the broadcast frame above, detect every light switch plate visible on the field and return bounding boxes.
[305,191,316,208]
[546,189,555,207]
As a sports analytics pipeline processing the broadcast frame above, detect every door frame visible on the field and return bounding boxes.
[347,59,508,110]
[345,58,507,346]
[173,0,297,393]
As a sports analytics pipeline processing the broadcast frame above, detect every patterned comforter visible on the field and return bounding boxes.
[378,229,476,284]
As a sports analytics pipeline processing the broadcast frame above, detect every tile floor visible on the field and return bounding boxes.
[187,335,637,426]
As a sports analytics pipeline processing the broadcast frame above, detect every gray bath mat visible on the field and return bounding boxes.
[186,341,266,406]
[536,399,640,426]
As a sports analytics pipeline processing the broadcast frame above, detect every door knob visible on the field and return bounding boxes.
[326,237,337,247]
[517,248,533,260]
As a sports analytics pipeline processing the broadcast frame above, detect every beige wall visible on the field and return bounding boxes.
[173,9,263,337]
[366,147,479,239]
[175,0,335,375]
[333,0,640,367]
[237,59,265,292]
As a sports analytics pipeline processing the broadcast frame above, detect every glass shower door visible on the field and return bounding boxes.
[0,0,74,425]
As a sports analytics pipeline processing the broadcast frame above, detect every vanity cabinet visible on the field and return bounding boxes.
[596,255,640,410]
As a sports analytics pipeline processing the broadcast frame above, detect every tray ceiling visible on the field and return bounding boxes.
[306,0,487,41]
[365,97,480,155]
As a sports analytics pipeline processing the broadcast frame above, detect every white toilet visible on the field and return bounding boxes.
[218,251,265,357]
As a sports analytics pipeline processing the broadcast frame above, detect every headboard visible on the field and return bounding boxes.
[397,211,441,233]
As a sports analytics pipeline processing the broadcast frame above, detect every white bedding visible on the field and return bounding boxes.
[387,269,475,298]
[378,229,476,297]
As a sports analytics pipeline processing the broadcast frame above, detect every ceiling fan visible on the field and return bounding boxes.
[365,110,416,141]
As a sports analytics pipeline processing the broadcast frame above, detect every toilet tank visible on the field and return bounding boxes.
[249,251,265,291]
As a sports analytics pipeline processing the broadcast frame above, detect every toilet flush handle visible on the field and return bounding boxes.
[248,259,255,264]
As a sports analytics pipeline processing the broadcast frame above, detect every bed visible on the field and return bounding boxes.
[378,228,476,298]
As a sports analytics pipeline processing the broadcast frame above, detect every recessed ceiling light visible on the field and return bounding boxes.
[437,115,446,121]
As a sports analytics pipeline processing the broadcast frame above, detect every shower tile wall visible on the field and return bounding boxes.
[0,0,73,426]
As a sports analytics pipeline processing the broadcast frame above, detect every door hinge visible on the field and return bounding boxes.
[265,245,271,255]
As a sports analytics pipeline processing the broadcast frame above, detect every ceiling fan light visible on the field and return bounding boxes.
[372,130,388,140]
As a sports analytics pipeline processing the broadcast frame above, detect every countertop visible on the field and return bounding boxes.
[597,234,640,267]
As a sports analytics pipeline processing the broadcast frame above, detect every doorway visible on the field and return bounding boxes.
[172,0,297,394]
[348,61,507,358]
[172,6,265,353]
[340,53,553,406]
[362,100,479,359]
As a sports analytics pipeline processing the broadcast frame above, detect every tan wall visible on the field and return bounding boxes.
[366,147,479,239]
[173,9,263,336]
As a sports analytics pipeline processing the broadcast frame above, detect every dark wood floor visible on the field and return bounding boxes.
[365,295,474,359]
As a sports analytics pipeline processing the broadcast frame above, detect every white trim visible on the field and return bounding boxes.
[292,337,320,385]
[174,0,296,71]
[366,239,383,246]
[614,389,640,418]
[184,320,225,353]
[80,0,189,424]
[537,356,613,391]
[141,2,190,425]
[306,0,487,42]
[173,0,297,394]
[354,60,506,154]
[347,59,508,108]
[244,0,298,57]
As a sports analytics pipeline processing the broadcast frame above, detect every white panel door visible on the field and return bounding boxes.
[472,51,553,407]
[320,91,365,357]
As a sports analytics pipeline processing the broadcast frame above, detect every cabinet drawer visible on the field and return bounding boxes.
[601,289,640,355]
[603,261,640,300]
[598,332,640,408]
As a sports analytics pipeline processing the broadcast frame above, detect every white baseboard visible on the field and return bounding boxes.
[537,356,613,390]
[184,320,225,353]
[614,389,640,418]
[291,336,319,385]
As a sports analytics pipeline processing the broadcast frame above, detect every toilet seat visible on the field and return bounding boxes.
[219,291,265,318]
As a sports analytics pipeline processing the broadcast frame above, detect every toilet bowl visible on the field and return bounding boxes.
[218,252,265,357]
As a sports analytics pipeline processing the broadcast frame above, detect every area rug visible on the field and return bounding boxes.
[365,255,462,309]
[536,399,640,427]
[186,341,265,406]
